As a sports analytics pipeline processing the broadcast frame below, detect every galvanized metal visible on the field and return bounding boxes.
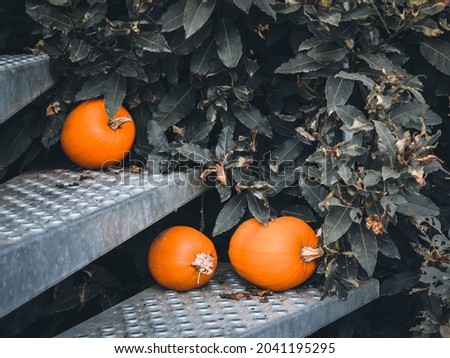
[0,168,207,318]
[0,54,56,123]
[58,264,379,338]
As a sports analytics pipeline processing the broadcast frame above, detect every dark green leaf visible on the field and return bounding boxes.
[215,126,234,159]
[358,52,394,74]
[378,235,400,260]
[232,103,272,138]
[74,59,110,77]
[233,86,253,102]
[424,110,442,126]
[298,37,322,52]
[215,19,243,68]
[272,137,304,167]
[275,53,322,74]
[147,120,168,150]
[363,170,381,187]
[184,0,216,38]
[307,41,347,64]
[186,121,215,144]
[153,83,197,129]
[411,18,443,37]
[281,205,316,222]
[48,0,71,5]
[335,105,372,133]
[380,271,420,296]
[213,193,248,236]
[158,0,185,32]
[420,39,450,76]
[323,206,353,245]
[126,0,149,17]
[247,191,270,225]
[244,57,260,77]
[336,255,359,283]
[233,0,252,13]
[190,40,217,75]
[394,192,440,218]
[341,5,376,21]
[341,142,368,157]
[177,144,213,165]
[325,76,354,113]
[0,117,34,170]
[419,266,444,284]
[171,21,213,55]
[347,223,378,277]
[43,283,99,316]
[300,181,328,214]
[78,2,107,29]
[317,8,341,27]
[373,120,396,163]
[335,71,375,89]
[268,115,296,137]
[75,73,109,101]
[267,168,297,195]
[117,59,148,82]
[381,166,400,180]
[26,1,71,33]
[253,0,276,20]
[216,183,232,202]
[68,38,92,62]
[420,2,447,15]
[42,111,65,149]
[134,32,171,53]
[389,102,429,127]
[104,73,127,117]
[131,103,152,149]
[147,152,170,174]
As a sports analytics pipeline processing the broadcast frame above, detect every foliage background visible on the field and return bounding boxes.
[0,0,450,337]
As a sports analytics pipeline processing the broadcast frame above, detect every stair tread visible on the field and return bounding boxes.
[0,54,56,123]
[0,167,207,318]
[58,264,379,338]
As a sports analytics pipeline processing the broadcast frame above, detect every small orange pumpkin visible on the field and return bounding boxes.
[229,216,323,291]
[60,98,136,169]
[148,226,218,291]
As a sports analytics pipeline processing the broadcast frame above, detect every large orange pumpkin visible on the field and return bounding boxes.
[60,98,136,169]
[229,216,323,291]
[148,226,218,291]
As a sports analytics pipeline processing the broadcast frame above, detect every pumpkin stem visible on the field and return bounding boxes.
[108,116,132,131]
[191,253,215,285]
[301,246,324,263]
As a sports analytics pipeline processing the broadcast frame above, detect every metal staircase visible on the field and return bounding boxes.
[0,54,379,337]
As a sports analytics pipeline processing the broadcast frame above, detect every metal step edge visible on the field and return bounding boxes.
[0,54,56,123]
[0,167,207,318]
[58,264,379,338]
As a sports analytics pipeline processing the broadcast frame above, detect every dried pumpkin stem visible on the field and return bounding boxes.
[108,116,133,131]
[301,246,324,263]
[191,253,215,285]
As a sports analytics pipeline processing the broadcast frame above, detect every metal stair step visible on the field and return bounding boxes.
[0,167,207,318]
[58,264,379,338]
[0,54,56,123]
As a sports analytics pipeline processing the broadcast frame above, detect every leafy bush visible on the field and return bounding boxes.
[12,0,450,336]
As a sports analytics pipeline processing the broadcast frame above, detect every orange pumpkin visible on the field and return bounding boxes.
[229,216,323,291]
[148,226,218,291]
[60,98,136,169]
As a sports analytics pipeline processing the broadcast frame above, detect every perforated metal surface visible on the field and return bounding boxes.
[58,265,379,338]
[0,168,207,318]
[0,54,56,123]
